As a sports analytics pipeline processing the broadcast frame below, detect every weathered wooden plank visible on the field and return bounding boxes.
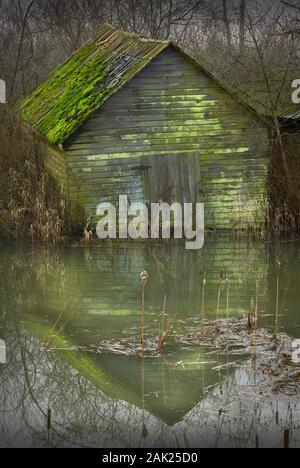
[68,123,258,138]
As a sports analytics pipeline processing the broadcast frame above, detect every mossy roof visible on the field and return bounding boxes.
[19,24,267,145]
[19,24,169,145]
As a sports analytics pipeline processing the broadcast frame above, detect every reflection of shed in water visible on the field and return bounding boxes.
[24,315,234,426]
[39,239,269,333]
[22,240,269,425]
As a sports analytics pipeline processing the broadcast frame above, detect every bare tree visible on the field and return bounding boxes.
[10,0,36,97]
[109,0,205,40]
[239,0,246,53]
[222,0,232,47]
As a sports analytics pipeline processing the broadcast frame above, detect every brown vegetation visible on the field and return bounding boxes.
[0,108,69,241]
[269,130,300,235]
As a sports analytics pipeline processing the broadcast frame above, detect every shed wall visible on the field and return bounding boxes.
[65,46,269,229]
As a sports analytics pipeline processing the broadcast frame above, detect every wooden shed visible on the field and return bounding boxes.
[19,24,269,230]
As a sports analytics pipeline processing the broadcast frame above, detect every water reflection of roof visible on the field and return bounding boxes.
[24,315,233,426]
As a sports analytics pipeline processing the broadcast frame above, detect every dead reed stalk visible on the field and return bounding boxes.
[255,279,260,321]
[248,298,255,330]
[216,270,224,333]
[44,310,65,348]
[47,311,76,348]
[226,278,230,334]
[158,295,167,347]
[47,407,53,448]
[274,261,281,339]
[201,273,206,337]
[283,427,290,449]
[252,298,257,367]
[44,301,74,349]
[157,320,174,354]
[47,407,53,431]
[140,271,148,356]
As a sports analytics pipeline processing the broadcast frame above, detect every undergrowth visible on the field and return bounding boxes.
[0,108,69,242]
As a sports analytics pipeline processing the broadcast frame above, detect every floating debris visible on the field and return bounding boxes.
[53,317,287,359]
[259,339,300,396]
[47,316,300,396]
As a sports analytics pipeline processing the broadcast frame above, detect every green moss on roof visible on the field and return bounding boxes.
[19,24,168,144]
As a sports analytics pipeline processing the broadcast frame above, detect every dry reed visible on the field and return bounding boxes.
[157,320,174,354]
[140,271,148,356]
[0,108,69,242]
[201,273,206,337]
[226,278,230,334]
[216,270,224,333]
[283,428,290,449]
[274,261,281,339]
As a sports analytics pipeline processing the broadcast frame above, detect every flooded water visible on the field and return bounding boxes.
[0,238,300,448]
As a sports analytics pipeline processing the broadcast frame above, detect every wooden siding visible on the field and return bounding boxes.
[64,46,269,229]
[44,145,69,195]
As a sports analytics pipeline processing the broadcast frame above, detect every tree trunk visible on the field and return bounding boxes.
[222,0,231,47]
[239,0,246,54]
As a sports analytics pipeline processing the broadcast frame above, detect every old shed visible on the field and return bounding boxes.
[19,24,269,230]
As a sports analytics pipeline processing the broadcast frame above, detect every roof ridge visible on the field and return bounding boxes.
[102,23,169,45]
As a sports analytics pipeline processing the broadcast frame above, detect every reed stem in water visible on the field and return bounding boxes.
[248,298,255,330]
[255,279,260,322]
[201,273,206,337]
[283,428,290,449]
[47,407,53,448]
[226,278,230,334]
[157,320,174,354]
[160,295,167,340]
[216,271,224,333]
[275,274,279,338]
[275,261,281,339]
[140,271,148,356]
[44,299,71,348]
[252,298,257,367]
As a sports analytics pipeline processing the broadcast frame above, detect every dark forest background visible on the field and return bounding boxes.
[1,0,300,112]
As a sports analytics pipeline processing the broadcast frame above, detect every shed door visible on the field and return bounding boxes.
[142,153,202,205]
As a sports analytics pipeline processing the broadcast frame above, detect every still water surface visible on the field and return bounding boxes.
[0,238,300,448]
